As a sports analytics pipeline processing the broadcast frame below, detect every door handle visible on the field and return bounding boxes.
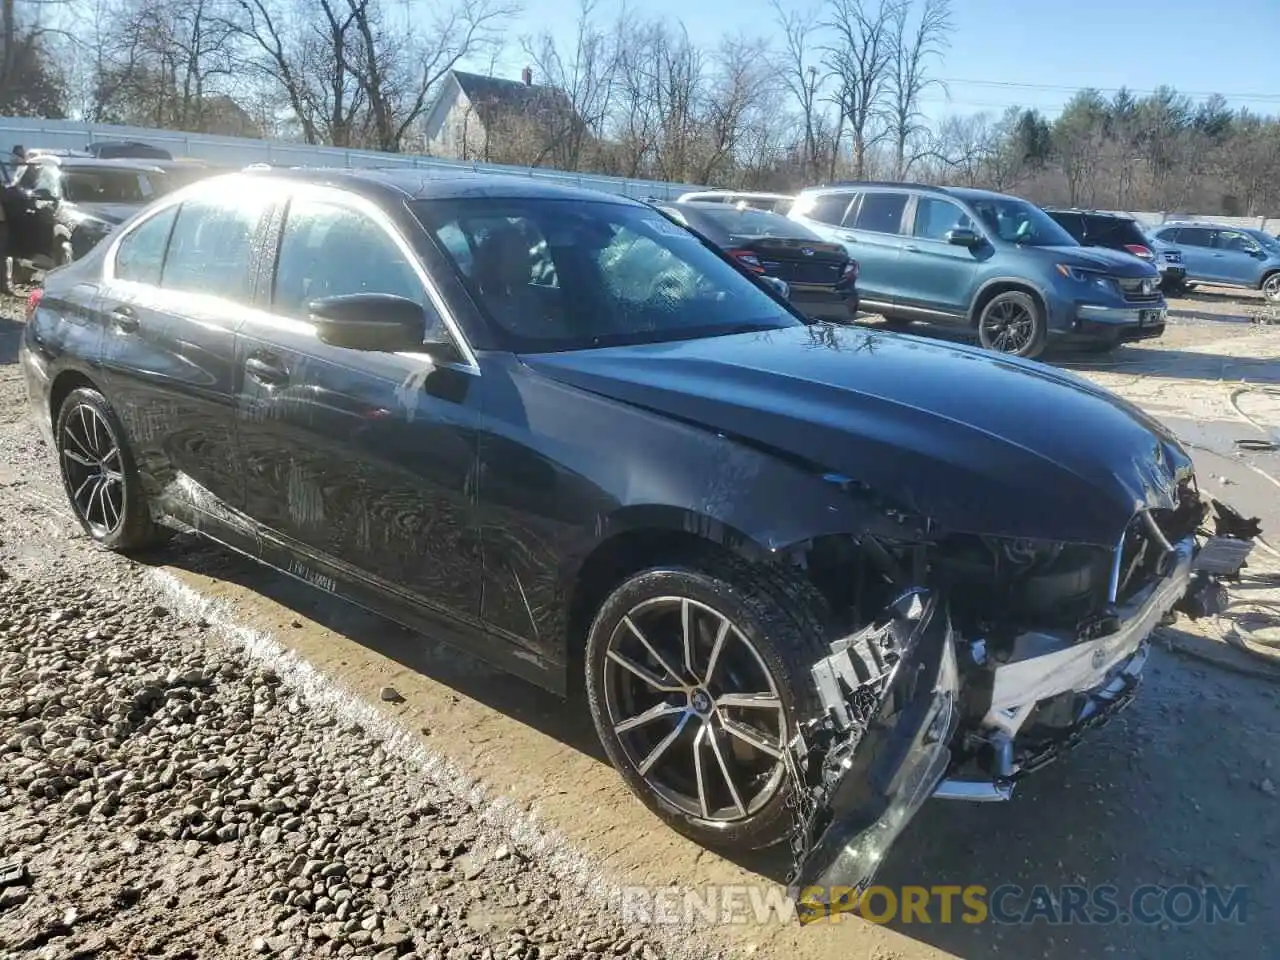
[245,354,289,386]
[838,232,858,243]
[109,306,139,333]
[903,244,921,253]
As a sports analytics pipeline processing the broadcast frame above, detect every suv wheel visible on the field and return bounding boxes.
[1262,272,1280,303]
[584,556,828,851]
[977,291,1047,358]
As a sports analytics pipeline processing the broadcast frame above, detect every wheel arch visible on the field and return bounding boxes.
[968,277,1049,328]
[49,369,102,429]
[1258,267,1280,291]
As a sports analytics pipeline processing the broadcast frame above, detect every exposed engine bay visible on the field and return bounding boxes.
[783,489,1262,923]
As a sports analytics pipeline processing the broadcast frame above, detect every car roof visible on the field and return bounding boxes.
[29,155,168,172]
[795,180,1026,204]
[1043,208,1134,220]
[234,167,645,206]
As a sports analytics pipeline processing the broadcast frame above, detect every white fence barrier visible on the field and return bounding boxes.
[0,117,710,201]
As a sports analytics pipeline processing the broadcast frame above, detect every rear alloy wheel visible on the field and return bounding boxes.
[1262,273,1280,303]
[978,290,1046,358]
[55,387,168,550]
[585,559,828,851]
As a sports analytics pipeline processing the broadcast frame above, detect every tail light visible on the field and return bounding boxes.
[728,249,765,274]
[25,288,43,321]
[1124,244,1154,261]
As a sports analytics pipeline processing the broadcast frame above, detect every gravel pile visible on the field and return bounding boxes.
[0,566,689,959]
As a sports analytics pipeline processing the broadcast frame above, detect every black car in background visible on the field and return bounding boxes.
[1044,208,1187,292]
[85,140,174,161]
[654,200,859,322]
[21,169,1252,913]
[2,155,167,276]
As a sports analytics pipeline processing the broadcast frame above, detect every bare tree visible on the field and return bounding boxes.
[886,0,950,178]
[821,0,898,179]
[769,0,824,181]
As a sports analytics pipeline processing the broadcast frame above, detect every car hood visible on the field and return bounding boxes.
[519,324,1192,546]
[1028,244,1159,277]
[70,202,141,226]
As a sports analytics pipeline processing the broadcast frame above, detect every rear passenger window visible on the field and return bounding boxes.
[1176,227,1213,247]
[161,197,264,300]
[114,206,178,285]
[805,193,856,226]
[913,198,971,241]
[853,193,908,234]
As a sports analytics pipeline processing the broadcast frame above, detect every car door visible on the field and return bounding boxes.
[97,190,270,554]
[896,195,982,320]
[839,190,912,309]
[1173,226,1217,281]
[1212,229,1264,286]
[234,186,485,627]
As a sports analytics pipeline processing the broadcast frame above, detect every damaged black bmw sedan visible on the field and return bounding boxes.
[19,170,1258,916]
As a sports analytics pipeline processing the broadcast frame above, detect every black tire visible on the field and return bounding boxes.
[584,551,830,852]
[55,387,168,550]
[977,290,1047,358]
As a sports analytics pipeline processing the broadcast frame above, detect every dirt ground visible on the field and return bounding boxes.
[1,286,1278,960]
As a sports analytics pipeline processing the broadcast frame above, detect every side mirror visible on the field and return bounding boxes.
[309,293,435,353]
[760,275,790,300]
[945,227,981,248]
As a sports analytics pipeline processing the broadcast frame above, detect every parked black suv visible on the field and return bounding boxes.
[1,155,166,278]
[1044,208,1186,293]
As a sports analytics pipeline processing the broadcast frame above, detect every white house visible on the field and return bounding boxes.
[423,68,585,163]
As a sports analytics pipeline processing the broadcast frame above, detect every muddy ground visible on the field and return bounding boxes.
[1,287,1278,960]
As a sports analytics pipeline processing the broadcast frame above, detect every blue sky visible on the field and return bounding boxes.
[489,0,1280,122]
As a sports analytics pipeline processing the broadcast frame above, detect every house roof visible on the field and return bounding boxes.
[450,70,582,132]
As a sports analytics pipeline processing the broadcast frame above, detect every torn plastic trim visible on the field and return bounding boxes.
[981,534,1195,736]
[785,589,959,923]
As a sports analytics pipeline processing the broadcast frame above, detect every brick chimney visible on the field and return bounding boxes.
[521,66,533,86]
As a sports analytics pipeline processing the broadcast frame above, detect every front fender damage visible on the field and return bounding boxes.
[784,589,959,924]
[781,495,1263,925]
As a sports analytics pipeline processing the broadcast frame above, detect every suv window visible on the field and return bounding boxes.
[853,192,908,235]
[913,197,972,241]
[1214,230,1260,253]
[273,197,444,339]
[805,192,856,226]
[161,196,265,300]
[114,206,179,285]
[1175,227,1214,247]
[1047,212,1086,241]
[1081,214,1148,247]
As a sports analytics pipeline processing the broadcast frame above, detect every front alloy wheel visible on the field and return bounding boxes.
[586,560,828,851]
[978,290,1046,358]
[1262,273,1280,303]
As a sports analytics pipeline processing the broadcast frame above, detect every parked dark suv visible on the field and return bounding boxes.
[789,182,1166,357]
[1,155,166,277]
[1044,209,1186,293]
